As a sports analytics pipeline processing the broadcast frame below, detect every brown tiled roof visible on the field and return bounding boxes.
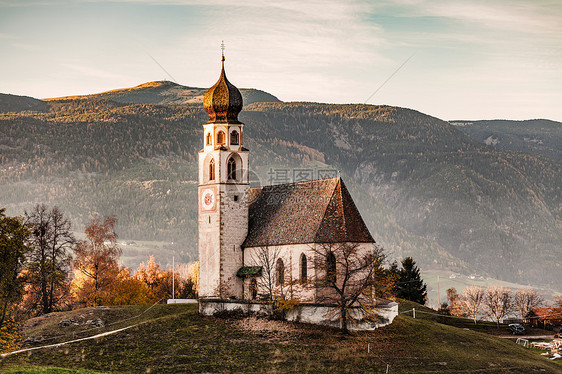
[532,308,562,323]
[243,177,374,247]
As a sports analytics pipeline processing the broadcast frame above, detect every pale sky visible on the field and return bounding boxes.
[1,0,561,121]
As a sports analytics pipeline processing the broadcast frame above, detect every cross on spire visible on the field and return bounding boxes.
[221,40,225,62]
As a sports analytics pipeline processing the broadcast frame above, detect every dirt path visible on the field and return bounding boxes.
[1,324,138,358]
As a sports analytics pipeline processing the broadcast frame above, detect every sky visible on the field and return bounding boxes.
[1,0,561,121]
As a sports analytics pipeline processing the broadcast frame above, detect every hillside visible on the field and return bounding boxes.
[0,95,560,291]
[451,119,562,162]
[46,80,281,106]
[1,303,560,373]
[0,93,49,113]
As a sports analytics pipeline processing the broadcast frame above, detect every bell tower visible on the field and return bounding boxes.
[198,50,249,299]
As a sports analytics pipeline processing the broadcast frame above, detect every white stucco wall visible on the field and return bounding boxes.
[242,242,377,303]
[199,299,398,331]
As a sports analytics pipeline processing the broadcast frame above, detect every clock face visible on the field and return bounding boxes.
[201,188,216,211]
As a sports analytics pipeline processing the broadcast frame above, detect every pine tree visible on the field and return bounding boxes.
[396,257,427,305]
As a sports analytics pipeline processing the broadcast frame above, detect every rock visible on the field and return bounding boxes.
[59,319,75,327]
[89,318,105,328]
[23,335,45,345]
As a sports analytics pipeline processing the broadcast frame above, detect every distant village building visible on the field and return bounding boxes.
[530,308,562,329]
[196,54,397,329]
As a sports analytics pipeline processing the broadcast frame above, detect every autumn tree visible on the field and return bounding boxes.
[483,286,513,327]
[135,257,198,302]
[105,268,152,306]
[23,205,76,315]
[311,242,391,334]
[395,257,427,305]
[446,287,463,316]
[72,216,121,306]
[0,209,31,351]
[554,295,562,308]
[135,255,163,299]
[514,288,543,322]
[460,286,485,325]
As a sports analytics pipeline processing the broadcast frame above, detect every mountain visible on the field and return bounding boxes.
[451,119,562,162]
[0,85,560,291]
[46,80,281,106]
[0,93,49,113]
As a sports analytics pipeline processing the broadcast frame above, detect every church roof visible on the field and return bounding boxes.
[203,57,243,124]
[243,177,374,248]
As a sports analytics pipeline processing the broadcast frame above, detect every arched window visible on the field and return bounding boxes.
[326,252,336,284]
[300,253,307,284]
[250,278,258,300]
[217,131,225,145]
[276,258,284,286]
[208,158,215,181]
[206,132,212,146]
[231,130,240,145]
[227,157,236,180]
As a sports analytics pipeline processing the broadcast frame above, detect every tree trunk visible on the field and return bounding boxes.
[340,305,348,335]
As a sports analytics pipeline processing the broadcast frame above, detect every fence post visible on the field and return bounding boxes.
[413,308,416,319]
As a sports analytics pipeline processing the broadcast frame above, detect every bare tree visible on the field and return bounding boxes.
[514,288,543,322]
[250,245,283,301]
[483,286,513,327]
[311,242,391,334]
[460,286,485,325]
[24,205,76,314]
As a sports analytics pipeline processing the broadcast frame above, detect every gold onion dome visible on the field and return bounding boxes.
[203,57,243,123]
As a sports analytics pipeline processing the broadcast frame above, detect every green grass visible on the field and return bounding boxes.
[1,303,561,373]
[4,367,109,374]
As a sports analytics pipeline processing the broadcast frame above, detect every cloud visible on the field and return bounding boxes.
[60,63,126,80]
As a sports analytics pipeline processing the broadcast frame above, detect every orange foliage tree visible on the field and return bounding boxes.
[135,256,198,302]
[71,216,121,307]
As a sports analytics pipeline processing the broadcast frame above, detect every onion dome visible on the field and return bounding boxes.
[203,56,243,123]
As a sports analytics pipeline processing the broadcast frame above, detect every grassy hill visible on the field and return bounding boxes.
[1,303,560,373]
[45,80,281,106]
[0,92,561,291]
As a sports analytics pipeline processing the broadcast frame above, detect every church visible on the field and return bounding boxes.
[198,54,380,306]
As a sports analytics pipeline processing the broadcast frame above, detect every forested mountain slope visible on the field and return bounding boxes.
[451,119,562,162]
[0,94,560,290]
[0,93,49,113]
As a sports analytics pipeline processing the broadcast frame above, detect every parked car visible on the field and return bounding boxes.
[508,323,525,335]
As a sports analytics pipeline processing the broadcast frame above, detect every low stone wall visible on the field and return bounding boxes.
[199,299,398,331]
[166,299,198,304]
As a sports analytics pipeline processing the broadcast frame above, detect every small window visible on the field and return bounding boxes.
[300,253,307,284]
[233,195,239,202]
[209,159,215,181]
[326,252,336,284]
[227,157,237,180]
[276,258,284,286]
[250,278,258,300]
[231,130,240,145]
[217,131,225,145]
[206,132,212,146]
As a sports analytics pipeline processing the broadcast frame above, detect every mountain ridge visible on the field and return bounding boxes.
[43,80,281,106]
